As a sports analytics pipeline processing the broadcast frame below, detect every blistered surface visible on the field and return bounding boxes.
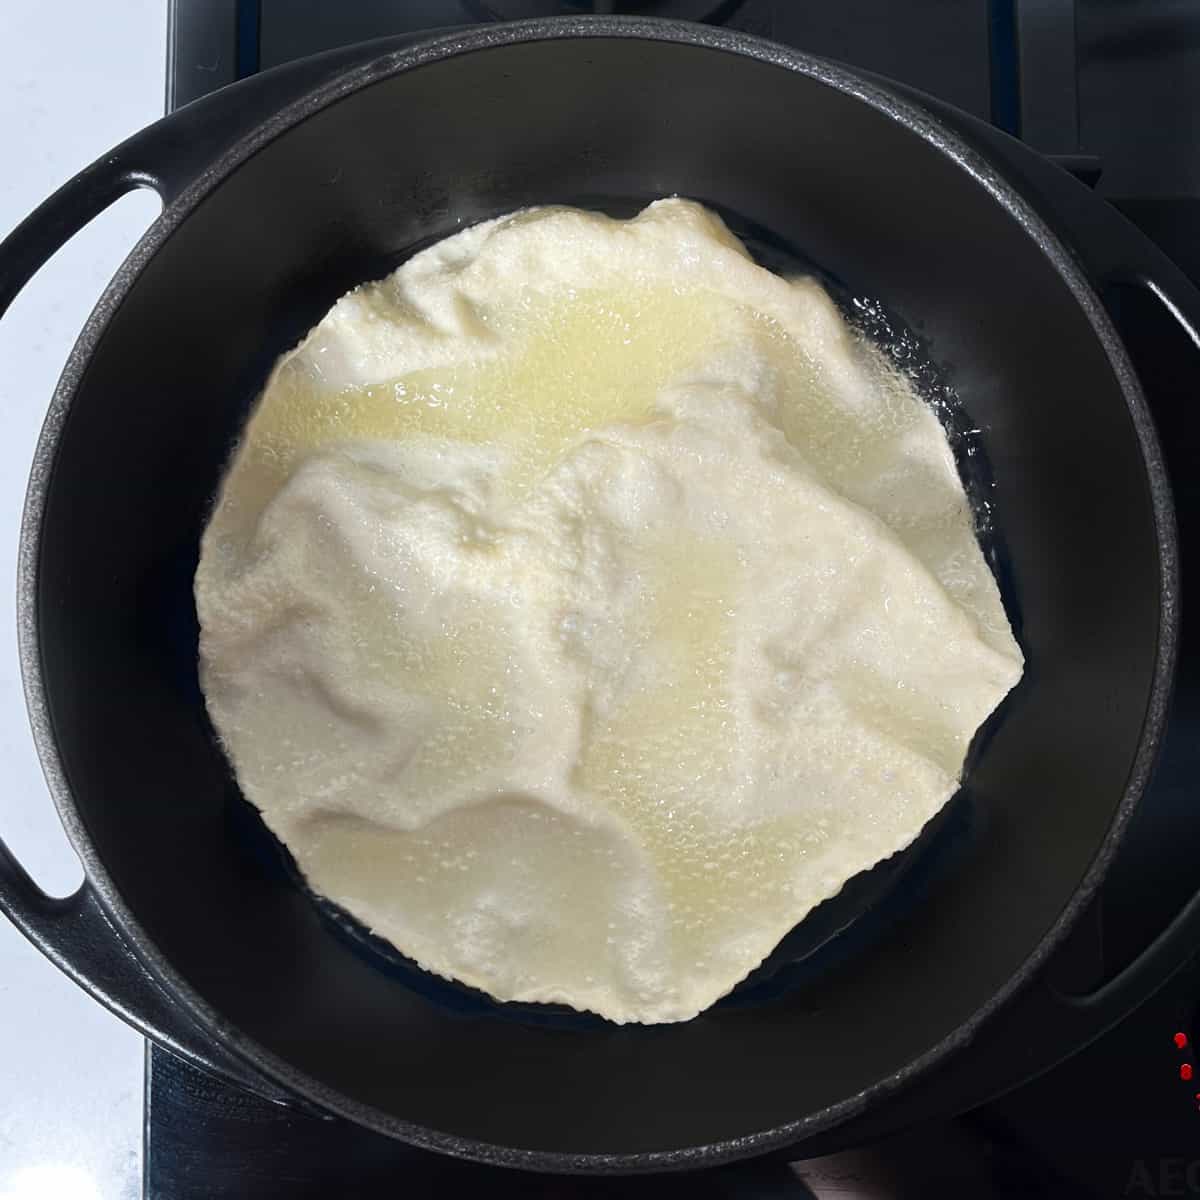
[196,199,1023,1023]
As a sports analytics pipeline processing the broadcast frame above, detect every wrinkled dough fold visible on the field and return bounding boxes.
[196,199,1023,1023]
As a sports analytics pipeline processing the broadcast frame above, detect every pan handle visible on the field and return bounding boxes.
[1053,890,1200,1033]
[0,846,295,1104]
[0,130,300,1106]
[1049,256,1200,1032]
[0,84,247,319]
[0,31,382,312]
[0,155,155,320]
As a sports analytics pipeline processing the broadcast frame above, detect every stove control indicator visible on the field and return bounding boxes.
[1175,1033,1198,1104]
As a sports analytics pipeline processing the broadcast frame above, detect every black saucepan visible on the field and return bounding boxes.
[0,18,1185,1172]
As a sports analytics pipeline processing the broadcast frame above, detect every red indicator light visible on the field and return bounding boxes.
[1176,1032,1189,1049]
[1182,1063,1194,1082]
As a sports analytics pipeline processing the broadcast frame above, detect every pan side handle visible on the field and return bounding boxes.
[1,113,303,1110]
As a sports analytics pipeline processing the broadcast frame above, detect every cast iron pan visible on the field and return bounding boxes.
[0,17,1188,1171]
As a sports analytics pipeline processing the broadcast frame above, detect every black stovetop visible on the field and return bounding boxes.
[152,4,1200,1196]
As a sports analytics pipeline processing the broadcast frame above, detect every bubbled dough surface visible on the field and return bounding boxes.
[196,199,1024,1024]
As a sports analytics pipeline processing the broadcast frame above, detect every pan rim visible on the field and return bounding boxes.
[16,14,1180,1173]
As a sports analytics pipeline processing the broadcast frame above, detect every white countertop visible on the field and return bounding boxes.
[0,5,166,1198]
